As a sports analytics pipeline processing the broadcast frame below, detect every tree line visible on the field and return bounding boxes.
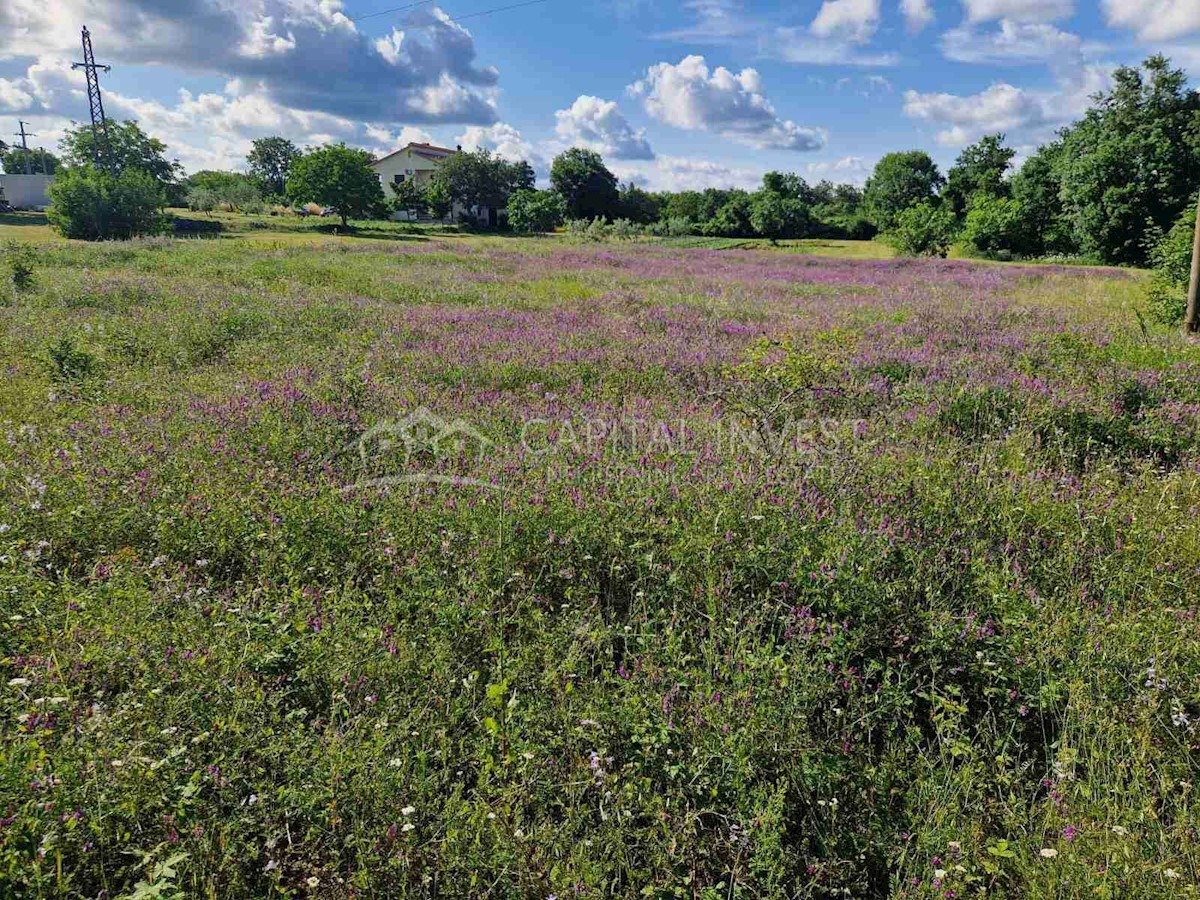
[33,52,1200,308]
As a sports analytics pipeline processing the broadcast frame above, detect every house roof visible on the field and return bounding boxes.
[371,142,457,168]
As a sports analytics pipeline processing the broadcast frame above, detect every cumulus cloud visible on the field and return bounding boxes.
[810,0,881,43]
[659,0,897,67]
[1102,0,1200,41]
[610,154,763,191]
[0,77,35,111]
[0,1,500,125]
[455,122,537,163]
[900,0,935,32]
[805,155,873,185]
[553,95,654,160]
[961,0,1074,22]
[940,20,1088,63]
[628,55,826,152]
[902,64,1109,146]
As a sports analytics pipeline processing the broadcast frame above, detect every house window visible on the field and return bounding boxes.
[393,173,405,184]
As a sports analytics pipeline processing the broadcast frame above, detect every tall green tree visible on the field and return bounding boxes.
[59,120,181,188]
[550,148,619,220]
[246,137,302,197]
[286,144,384,228]
[944,134,1015,216]
[864,151,944,231]
[1009,141,1072,257]
[1055,55,1200,266]
[430,149,530,219]
[1,147,59,175]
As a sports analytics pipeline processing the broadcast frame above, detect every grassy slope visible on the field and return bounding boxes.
[0,222,1196,899]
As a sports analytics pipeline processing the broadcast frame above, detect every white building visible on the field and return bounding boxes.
[369,142,505,226]
[0,173,52,210]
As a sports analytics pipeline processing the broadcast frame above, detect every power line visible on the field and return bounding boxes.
[350,0,550,29]
[350,0,434,22]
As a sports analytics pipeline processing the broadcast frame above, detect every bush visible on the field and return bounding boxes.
[888,201,958,258]
[507,189,566,233]
[961,193,1027,257]
[609,218,641,239]
[1145,204,1195,325]
[1,241,37,295]
[47,166,168,241]
[45,336,98,382]
[186,187,218,214]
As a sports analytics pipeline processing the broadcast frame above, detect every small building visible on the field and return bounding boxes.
[0,174,53,211]
[369,142,505,226]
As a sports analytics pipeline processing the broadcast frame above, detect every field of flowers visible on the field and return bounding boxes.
[1,232,1199,899]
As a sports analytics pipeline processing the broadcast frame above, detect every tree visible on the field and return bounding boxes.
[864,151,944,230]
[47,165,167,241]
[59,120,181,188]
[184,171,262,211]
[618,183,660,224]
[247,137,301,197]
[550,148,619,220]
[1055,56,1200,266]
[389,178,426,219]
[1,147,60,175]
[888,201,958,257]
[507,189,567,233]
[749,191,811,242]
[430,149,529,221]
[961,193,1027,257]
[1009,141,1072,257]
[709,191,754,237]
[944,134,1015,217]
[286,144,384,228]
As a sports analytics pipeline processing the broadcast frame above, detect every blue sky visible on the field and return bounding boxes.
[1,0,1197,189]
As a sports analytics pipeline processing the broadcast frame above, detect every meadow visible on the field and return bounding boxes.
[1,224,1198,899]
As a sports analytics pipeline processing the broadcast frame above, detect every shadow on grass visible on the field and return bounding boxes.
[0,212,50,228]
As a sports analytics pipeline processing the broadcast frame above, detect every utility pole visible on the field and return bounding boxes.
[71,26,113,172]
[14,121,36,175]
[1186,197,1200,335]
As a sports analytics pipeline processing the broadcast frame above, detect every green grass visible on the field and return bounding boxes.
[0,220,1198,899]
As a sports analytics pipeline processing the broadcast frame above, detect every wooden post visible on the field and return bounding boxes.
[1186,197,1200,334]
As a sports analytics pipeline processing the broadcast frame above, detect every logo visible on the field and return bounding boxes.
[343,407,503,492]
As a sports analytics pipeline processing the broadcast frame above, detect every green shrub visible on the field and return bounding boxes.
[1145,203,1195,325]
[962,193,1027,257]
[1,240,37,295]
[887,201,958,257]
[506,189,566,233]
[47,166,168,241]
[45,336,98,382]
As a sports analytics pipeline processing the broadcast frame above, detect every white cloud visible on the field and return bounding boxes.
[962,0,1074,23]
[902,64,1110,146]
[811,0,881,42]
[805,155,873,185]
[0,1,500,125]
[659,0,898,66]
[456,122,536,163]
[628,55,826,151]
[365,125,436,156]
[900,0,935,32]
[553,95,653,160]
[610,154,763,191]
[1102,0,1200,41]
[941,20,1086,63]
[0,77,34,111]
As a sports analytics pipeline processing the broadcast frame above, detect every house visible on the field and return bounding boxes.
[369,142,505,226]
[0,173,53,211]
